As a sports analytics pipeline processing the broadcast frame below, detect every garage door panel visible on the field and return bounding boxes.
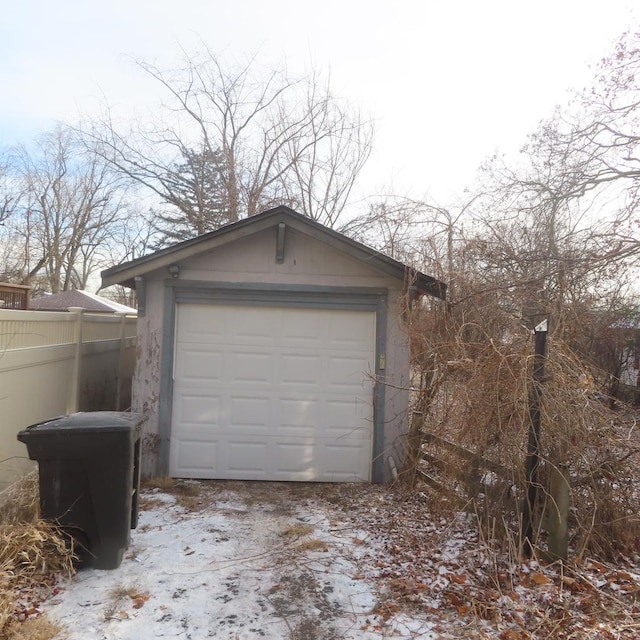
[327,356,374,388]
[279,353,323,387]
[227,441,269,474]
[328,314,375,348]
[281,311,326,346]
[233,319,274,340]
[324,444,369,480]
[179,308,226,342]
[172,440,218,475]
[326,397,368,418]
[171,304,375,481]
[273,442,315,474]
[228,351,272,385]
[275,441,368,480]
[177,348,224,382]
[176,394,221,427]
[228,308,283,347]
[229,397,271,430]
[279,398,319,435]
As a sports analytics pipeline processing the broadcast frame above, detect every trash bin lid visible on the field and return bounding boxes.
[23,412,146,435]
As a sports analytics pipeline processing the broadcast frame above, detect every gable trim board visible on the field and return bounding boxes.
[102,207,446,301]
[158,282,388,482]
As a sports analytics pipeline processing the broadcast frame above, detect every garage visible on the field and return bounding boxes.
[101,205,446,483]
[170,303,376,481]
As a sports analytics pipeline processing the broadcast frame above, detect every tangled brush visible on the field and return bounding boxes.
[408,299,640,561]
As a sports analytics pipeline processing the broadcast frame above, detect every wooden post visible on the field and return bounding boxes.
[522,319,548,558]
[67,307,84,413]
[547,463,570,561]
[403,411,424,485]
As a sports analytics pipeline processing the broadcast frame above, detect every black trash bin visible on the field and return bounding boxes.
[17,411,145,570]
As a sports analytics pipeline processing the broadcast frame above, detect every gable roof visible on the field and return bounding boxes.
[29,290,137,314]
[102,205,447,300]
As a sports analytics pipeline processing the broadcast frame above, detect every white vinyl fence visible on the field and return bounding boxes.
[0,308,137,490]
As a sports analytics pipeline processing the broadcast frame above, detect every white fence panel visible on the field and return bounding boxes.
[0,309,137,490]
[0,309,76,350]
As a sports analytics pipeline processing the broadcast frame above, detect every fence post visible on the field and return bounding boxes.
[547,462,570,561]
[67,307,84,413]
[522,318,548,558]
[115,312,127,411]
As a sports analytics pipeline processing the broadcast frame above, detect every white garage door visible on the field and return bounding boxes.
[170,304,376,481]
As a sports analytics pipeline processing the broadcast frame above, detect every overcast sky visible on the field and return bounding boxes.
[1,0,637,205]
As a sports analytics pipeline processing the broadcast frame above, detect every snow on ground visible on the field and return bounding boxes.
[39,480,640,639]
[43,481,438,639]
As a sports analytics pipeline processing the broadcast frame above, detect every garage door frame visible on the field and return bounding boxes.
[157,281,389,482]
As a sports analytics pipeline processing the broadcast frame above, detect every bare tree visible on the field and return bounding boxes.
[340,198,422,261]
[277,72,373,228]
[0,149,22,227]
[455,26,640,335]
[6,126,129,292]
[342,195,472,298]
[83,47,373,242]
[99,208,159,306]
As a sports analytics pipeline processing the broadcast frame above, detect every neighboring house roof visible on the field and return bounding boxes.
[102,205,447,300]
[29,290,137,314]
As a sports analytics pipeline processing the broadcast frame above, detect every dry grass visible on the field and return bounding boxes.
[279,522,329,552]
[0,523,73,577]
[138,495,167,511]
[142,476,207,511]
[0,474,75,640]
[296,538,329,552]
[108,583,143,600]
[141,475,176,491]
[0,472,39,524]
[281,523,315,538]
[104,583,150,620]
[2,616,62,640]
